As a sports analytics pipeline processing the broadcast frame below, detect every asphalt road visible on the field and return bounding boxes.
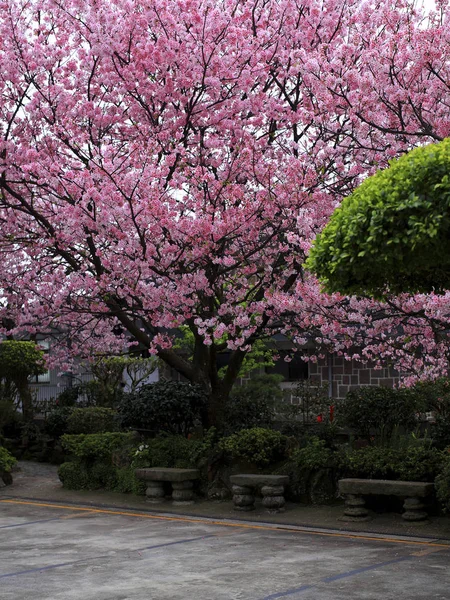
[1,498,449,600]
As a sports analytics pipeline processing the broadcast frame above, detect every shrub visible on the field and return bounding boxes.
[219,428,288,467]
[339,442,443,482]
[118,380,206,436]
[114,466,146,495]
[45,406,74,438]
[67,407,119,434]
[56,386,81,407]
[132,435,205,469]
[338,386,423,444]
[291,437,335,471]
[58,461,90,489]
[58,461,118,490]
[0,398,21,436]
[0,446,16,473]
[412,378,450,449]
[223,375,283,433]
[435,451,450,512]
[61,432,136,464]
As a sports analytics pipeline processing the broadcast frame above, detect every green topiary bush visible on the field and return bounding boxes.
[291,437,335,471]
[307,138,450,296]
[219,428,288,467]
[118,380,206,436]
[61,432,136,464]
[338,386,424,444]
[0,446,16,473]
[339,443,443,482]
[132,435,205,469]
[58,461,90,489]
[66,407,119,434]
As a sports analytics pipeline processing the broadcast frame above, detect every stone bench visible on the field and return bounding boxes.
[229,474,290,513]
[135,468,200,505]
[339,478,434,522]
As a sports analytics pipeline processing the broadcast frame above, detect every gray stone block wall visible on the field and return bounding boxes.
[308,355,400,400]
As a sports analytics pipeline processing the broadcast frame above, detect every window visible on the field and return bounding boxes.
[266,350,309,381]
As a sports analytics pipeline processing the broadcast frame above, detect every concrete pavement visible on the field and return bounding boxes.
[1,497,450,600]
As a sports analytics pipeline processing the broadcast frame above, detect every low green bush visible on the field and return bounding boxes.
[338,386,424,444]
[0,446,16,472]
[435,451,450,512]
[291,437,335,471]
[114,466,146,495]
[339,443,443,482]
[67,407,119,434]
[61,432,136,463]
[118,380,206,436]
[132,434,207,469]
[219,428,288,467]
[58,461,90,489]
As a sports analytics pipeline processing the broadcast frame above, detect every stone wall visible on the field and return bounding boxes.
[309,354,400,400]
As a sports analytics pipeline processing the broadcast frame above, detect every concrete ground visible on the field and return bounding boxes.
[1,462,450,599]
[1,497,450,600]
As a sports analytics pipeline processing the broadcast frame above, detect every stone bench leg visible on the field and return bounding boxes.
[172,480,195,505]
[232,484,255,511]
[343,494,370,521]
[261,485,286,513]
[146,481,165,503]
[402,497,428,521]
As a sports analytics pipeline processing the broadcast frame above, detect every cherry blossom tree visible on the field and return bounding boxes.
[1,0,450,423]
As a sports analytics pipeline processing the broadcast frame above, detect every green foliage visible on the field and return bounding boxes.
[291,437,335,471]
[412,378,450,449]
[57,461,115,490]
[435,451,450,512]
[308,138,450,296]
[219,427,288,467]
[66,407,119,434]
[56,386,81,407]
[339,442,443,482]
[58,461,90,489]
[132,435,204,469]
[338,386,423,444]
[0,446,17,473]
[174,327,275,380]
[223,375,283,433]
[114,466,146,495]
[0,341,46,378]
[0,398,20,436]
[60,432,136,463]
[220,339,276,379]
[45,406,74,438]
[118,380,206,436]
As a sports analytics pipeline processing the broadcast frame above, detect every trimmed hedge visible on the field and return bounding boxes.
[67,407,119,434]
[0,446,16,473]
[61,432,136,463]
[219,428,288,467]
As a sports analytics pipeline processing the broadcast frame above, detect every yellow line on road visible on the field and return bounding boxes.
[2,498,449,549]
